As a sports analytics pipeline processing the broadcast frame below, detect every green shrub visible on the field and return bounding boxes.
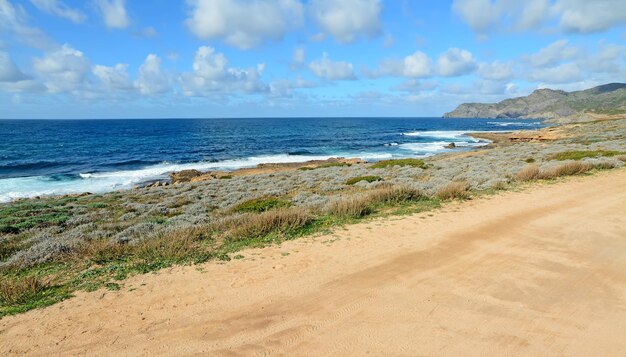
[370,158,428,169]
[549,150,624,161]
[233,196,292,213]
[346,176,382,185]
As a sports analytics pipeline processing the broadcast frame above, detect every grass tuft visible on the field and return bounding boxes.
[515,165,540,181]
[227,207,313,241]
[0,276,49,306]
[436,181,470,200]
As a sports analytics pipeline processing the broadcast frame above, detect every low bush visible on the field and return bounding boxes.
[233,196,291,213]
[436,181,470,200]
[345,175,382,185]
[370,158,428,169]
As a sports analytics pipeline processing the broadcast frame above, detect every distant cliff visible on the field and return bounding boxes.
[444,83,626,123]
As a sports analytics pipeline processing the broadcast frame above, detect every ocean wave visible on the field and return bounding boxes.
[0,152,391,202]
[487,121,541,127]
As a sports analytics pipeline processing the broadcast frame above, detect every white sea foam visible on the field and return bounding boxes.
[487,121,541,127]
[0,152,394,202]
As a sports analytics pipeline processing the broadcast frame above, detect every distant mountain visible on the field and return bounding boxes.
[444,83,626,122]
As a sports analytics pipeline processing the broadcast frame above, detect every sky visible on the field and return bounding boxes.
[0,0,625,119]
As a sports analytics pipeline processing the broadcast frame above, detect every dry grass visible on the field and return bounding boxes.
[0,276,49,306]
[327,196,372,218]
[227,207,313,241]
[134,227,208,262]
[617,155,626,163]
[515,165,540,181]
[436,181,470,200]
[516,161,616,182]
[367,185,427,205]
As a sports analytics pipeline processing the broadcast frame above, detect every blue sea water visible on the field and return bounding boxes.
[0,117,545,202]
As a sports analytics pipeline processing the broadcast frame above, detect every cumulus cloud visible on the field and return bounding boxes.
[363,51,432,78]
[0,0,55,49]
[93,63,132,90]
[478,60,514,81]
[309,0,382,43]
[453,0,626,35]
[135,54,169,95]
[309,53,356,80]
[96,0,130,29]
[185,0,303,50]
[33,44,91,92]
[528,62,582,84]
[30,0,86,23]
[0,51,30,82]
[554,0,626,33]
[403,51,432,78]
[523,39,579,67]
[181,46,267,96]
[270,77,315,97]
[436,48,476,77]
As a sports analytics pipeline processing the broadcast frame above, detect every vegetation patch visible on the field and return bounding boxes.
[370,158,428,169]
[548,150,624,161]
[0,200,71,234]
[233,196,292,213]
[436,181,471,200]
[345,175,382,185]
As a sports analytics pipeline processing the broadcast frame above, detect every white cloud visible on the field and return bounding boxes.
[555,0,626,33]
[96,0,130,29]
[270,77,315,97]
[524,39,579,67]
[436,48,476,77]
[309,53,356,80]
[309,0,382,43]
[363,51,432,78]
[33,44,90,92]
[30,0,86,23]
[135,54,169,95]
[93,63,132,90]
[0,0,55,49]
[0,51,29,82]
[528,62,582,84]
[478,60,514,81]
[182,46,267,96]
[453,0,626,35]
[185,0,303,50]
[403,51,432,78]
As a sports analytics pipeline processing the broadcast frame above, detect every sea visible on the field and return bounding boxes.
[0,117,546,202]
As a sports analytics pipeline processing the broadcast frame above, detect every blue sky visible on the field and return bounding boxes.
[0,0,625,119]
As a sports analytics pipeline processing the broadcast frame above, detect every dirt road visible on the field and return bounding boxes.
[3,169,626,356]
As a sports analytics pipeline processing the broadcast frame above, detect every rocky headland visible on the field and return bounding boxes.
[444,83,626,123]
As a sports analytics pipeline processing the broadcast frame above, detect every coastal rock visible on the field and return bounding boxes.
[169,169,203,184]
[445,142,456,149]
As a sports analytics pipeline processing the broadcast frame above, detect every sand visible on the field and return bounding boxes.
[2,169,626,356]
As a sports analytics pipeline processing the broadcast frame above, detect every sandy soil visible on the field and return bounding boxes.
[2,169,626,356]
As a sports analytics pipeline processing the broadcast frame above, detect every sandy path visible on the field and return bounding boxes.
[2,169,626,356]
